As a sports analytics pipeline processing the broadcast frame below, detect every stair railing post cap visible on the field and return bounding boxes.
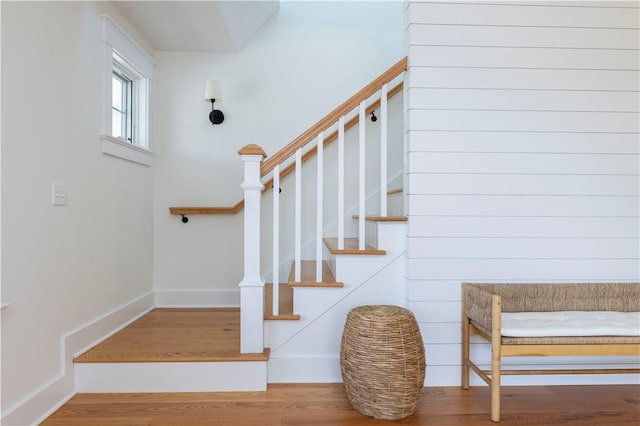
[238,144,267,158]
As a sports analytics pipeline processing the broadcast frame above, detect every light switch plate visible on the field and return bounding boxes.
[52,182,67,206]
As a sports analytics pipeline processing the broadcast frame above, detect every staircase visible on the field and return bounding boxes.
[238,57,408,384]
[265,216,407,383]
[74,57,408,393]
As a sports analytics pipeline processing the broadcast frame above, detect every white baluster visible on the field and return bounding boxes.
[338,116,345,250]
[380,83,388,217]
[316,132,324,281]
[358,101,366,250]
[238,144,266,354]
[295,149,302,282]
[272,164,280,316]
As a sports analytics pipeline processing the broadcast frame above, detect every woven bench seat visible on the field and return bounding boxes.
[501,311,640,337]
[471,320,640,345]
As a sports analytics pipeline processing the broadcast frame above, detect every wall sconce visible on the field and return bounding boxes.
[204,80,224,125]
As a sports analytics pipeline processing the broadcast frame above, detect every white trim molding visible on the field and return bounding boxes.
[155,289,240,307]
[100,135,153,166]
[268,357,342,383]
[1,292,154,426]
[100,14,154,154]
[76,361,267,393]
[100,15,155,77]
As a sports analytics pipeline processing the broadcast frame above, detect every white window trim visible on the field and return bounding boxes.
[100,15,155,165]
[101,135,153,167]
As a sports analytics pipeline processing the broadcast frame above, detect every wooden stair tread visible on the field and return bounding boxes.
[73,308,270,363]
[288,261,343,287]
[264,283,300,320]
[323,238,386,255]
[352,214,407,222]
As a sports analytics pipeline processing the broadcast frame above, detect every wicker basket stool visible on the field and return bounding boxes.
[340,305,426,420]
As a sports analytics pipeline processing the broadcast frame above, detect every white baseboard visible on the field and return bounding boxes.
[155,289,240,307]
[268,359,640,387]
[1,292,155,426]
[76,361,267,392]
[268,357,343,383]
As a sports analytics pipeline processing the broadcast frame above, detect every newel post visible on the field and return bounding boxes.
[238,144,267,354]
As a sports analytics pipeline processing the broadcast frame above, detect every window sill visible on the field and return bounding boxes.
[100,135,153,166]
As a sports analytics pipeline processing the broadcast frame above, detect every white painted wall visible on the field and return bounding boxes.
[405,1,640,386]
[153,1,404,303]
[1,1,155,421]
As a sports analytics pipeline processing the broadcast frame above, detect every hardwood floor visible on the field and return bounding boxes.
[74,309,269,363]
[64,309,639,424]
[42,384,639,425]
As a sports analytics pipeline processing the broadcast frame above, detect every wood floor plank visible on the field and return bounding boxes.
[73,309,268,363]
[42,384,640,425]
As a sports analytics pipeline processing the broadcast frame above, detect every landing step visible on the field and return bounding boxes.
[288,260,343,287]
[323,238,386,255]
[265,283,300,320]
[73,308,268,392]
[74,308,268,363]
[352,214,407,222]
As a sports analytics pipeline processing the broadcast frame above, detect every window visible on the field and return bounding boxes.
[101,15,154,166]
[112,66,133,142]
[110,51,147,147]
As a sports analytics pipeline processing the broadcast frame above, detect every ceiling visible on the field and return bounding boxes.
[110,1,280,52]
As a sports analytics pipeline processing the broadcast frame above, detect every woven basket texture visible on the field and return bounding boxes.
[340,305,425,420]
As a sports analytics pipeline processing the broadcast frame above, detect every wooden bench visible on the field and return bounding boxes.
[461,282,640,422]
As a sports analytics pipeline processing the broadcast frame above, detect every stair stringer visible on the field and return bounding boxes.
[267,252,406,383]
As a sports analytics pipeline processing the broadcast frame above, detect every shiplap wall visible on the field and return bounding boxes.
[405,1,640,386]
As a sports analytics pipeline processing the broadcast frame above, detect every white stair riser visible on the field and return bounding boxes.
[365,221,406,251]
[333,253,398,284]
[293,287,349,320]
[75,361,267,392]
[387,191,404,216]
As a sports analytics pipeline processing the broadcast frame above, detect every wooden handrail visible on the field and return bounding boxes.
[261,82,403,195]
[169,57,407,216]
[169,204,243,215]
[260,57,407,177]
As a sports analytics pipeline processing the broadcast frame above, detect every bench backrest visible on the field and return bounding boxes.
[464,283,640,313]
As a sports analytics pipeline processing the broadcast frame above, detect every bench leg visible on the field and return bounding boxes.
[461,314,470,389]
[490,295,502,422]
[490,351,501,422]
